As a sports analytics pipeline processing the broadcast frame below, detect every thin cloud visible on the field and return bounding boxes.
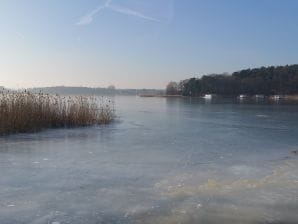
[76,0,160,26]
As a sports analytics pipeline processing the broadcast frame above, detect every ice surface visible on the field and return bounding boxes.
[0,96,298,223]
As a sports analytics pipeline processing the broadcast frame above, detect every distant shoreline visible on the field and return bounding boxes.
[139,94,182,98]
[139,94,298,101]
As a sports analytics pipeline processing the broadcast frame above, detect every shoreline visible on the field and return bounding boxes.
[139,94,298,100]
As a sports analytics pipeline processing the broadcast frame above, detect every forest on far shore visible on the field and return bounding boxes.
[166,64,298,96]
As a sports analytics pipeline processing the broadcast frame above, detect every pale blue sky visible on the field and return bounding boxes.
[1,0,298,89]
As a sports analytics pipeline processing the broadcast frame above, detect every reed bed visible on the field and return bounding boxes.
[0,90,115,135]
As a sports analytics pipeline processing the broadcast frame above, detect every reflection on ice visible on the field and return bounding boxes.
[149,158,298,224]
[156,159,298,197]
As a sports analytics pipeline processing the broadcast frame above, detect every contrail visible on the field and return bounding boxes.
[76,5,106,26]
[105,0,112,7]
[76,0,159,26]
[109,5,161,22]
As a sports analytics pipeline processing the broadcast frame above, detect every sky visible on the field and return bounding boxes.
[1,0,298,89]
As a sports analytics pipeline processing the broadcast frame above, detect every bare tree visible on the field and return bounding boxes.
[166,82,178,95]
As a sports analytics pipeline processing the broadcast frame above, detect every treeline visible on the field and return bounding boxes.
[167,64,298,96]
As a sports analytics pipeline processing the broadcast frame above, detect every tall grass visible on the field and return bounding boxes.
[0,90,115,135]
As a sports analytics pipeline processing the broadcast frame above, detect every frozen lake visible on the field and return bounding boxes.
[1,96,298,224]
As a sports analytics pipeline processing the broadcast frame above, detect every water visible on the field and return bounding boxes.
[1,96,298,224]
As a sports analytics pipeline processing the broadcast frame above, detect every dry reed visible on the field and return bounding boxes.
[0,89,115,135]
